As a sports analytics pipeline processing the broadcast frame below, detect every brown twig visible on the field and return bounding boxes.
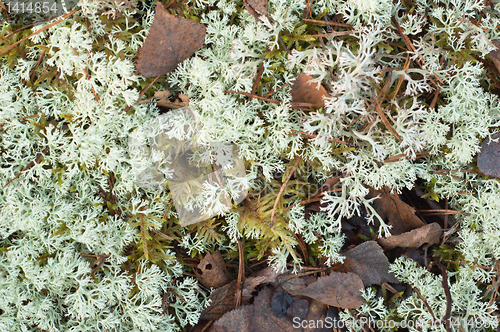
[411,285,437,322]
[417,209,469,216]
[0,9,79,56]
[225,90,282,104]
[391,16,443,86]
[429,87,441,109]
[89,253,111,277]
[303,18,353,28]
[310,30,355,38]
[391,54,411,100]
[71,46,99,101]
[0,114,41,127]
[269,156,302,227]
[123,74,162,113]
[289,129,350,145]
[377,71,392,103]
[29,50,46,84]
[250,62,265,99]
[372,92,402,142]
[383,151,430,163]
[3,146,49,189]
[234,239,244,309]
[438,263,453,332]
[262,82,290,97]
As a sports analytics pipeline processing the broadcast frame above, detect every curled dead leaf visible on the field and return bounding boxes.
[333,241,399,286]
[378,222,442,250]
[285,272,364,309]
[367,186,425,235]
[200,280,238,321]
[291,73,329,109]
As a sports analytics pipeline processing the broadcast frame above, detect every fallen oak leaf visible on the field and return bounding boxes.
[283,272,364,309]
[333,241,399,286]
[209,287,294,332]
[252,287,297,332]
[378,222,442,250]
[241,266,278,303]
[136,1,206,78]
[200,280,238,321]
[209,305,253,332]
[291,73,329,110]
[367,186,425,235]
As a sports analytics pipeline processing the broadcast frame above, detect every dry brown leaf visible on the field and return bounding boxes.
[178,94,190,104]
[367,186,425,235]
[154,90,171,100]
[209,305,254,332]
[136,2,206,78]
[477,132,500,178]
[243,0,265,20]
[490,40,500,73]
[292,273,364,309]
[196,250,232,289]
[247,0,268,15]
[335,241,399,286]
[291,73,329,109]
[309,175,342,198]
[303,300,328,332]
[378,222,442,250]
[252,288,296,332]
[200,280,237,321]
[241,266,278,303]
[209,288,294,332]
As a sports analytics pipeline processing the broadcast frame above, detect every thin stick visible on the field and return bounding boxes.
[391,16,443,86]
[412,286,437,322]
[310,30,355,38]
[269,156,302,227]
[417,209,469,216]
[0,9,79,56]
[438,263,453,332]
[289,129,350,145]
[0,114,41,126]
[383,151,430,163]
[123,74,161,113]
[273,188,342,221]
[262,82,290,97]
[225,90,282,104]
[4,22,36,39]
[250,62,265,100]
[303,18,353,28]
[372,92,402,142]
[429,87,440,109]
[3,146,49,188]
[29,50,46,83]
[391,54,410,100]
[71,46,99,101]
[234,239,244,308]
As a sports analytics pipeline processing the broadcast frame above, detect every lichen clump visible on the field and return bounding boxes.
[1,0,500,331]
